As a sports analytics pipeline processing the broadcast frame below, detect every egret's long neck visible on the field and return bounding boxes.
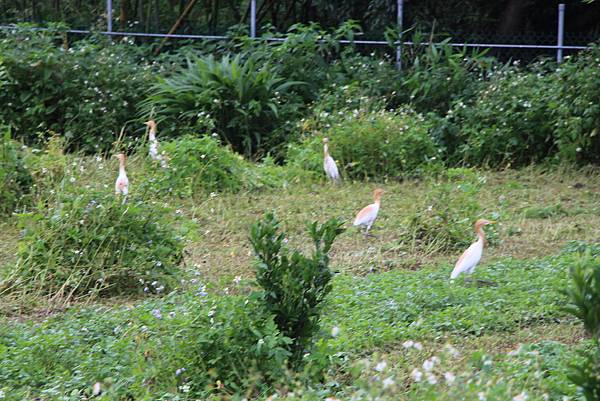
[476,226,486,246]
[119,159,126,174]
[323,143,330,157]
[149,127,157,141]
[374,195,381,205]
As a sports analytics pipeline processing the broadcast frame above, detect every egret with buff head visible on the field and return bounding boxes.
[353,188,384,237]
[450,219,496,281]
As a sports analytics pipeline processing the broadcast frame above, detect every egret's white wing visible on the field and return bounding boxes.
[324,156,340,181]
[353,203,379,226]
[450,239,483,279]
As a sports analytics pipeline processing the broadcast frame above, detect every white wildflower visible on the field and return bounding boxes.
[513,392,528,401]
[331,326,340,337]
[374,361,387,372]
[402,340,414,349]
[382,376,395,389]
[92,382,101,395]
[411,368,423,382]
[426,372,437,384]
[444,371,456,384]
[423,359,435,371]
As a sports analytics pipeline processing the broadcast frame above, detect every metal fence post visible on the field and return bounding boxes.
[396,0,403,71]
[106,0,113,40]
[250,0,256,38]
[557,3,565,63]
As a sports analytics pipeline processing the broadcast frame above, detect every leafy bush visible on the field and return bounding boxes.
[250,212,344,364]
[563,253,600,339]
[2,189,189,301]
[552,45,600,164]
[0,129,32,215]
[563,252,600,400]
[0,293,292,399]
[391,35,494,113]
[140,135,298,197]
[400,168,490,253]
[569,345,600,401]
[247,21,362,103]
[447,65,558,167]
[142,54,303,157]
[0,28,153,152]
[288,108,439,179]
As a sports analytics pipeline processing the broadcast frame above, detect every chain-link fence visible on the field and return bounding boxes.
[0,1,597,66]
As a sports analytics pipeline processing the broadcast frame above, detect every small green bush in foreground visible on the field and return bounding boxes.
[250,212,345,364]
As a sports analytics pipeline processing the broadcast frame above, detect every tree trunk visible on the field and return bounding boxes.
[497,0,530,35]
[120,0,129,30]
[153,0,160,31]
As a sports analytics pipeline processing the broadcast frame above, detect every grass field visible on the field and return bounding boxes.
[1,163,599,400]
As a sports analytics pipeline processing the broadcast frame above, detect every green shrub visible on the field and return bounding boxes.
[552,45,600,164]
[391,35,494,113]
[0,293,292,399]
[0,129,32,215]
[400,168,490,253]
[250,212,344,364]
[247,22,361,103]
[142,54,303,157]
[0,28,153,152]
[288,108,439,179]
[140,135,299,197]
[2,189,189,301]
[569,345,600,401]
[563,253,600,339]
[447,65,558,167]
[563,252,600,400]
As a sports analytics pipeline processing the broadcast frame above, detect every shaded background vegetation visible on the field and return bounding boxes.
[2,0,600,43]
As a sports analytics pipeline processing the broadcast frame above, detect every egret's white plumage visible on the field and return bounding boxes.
[114,153,129,196]
[353,188,384,236]
[322,138,341,184]
[450,219,495,279]
[145,120,167,168]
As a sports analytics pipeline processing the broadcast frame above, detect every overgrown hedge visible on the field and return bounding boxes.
[1,25,599,170]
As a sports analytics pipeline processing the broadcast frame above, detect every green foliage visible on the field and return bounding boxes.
[552,45,600,164]
[569,344,600,401]
[447,65,558,167]
[288,108,439,179]
[324,254,571,353]
[143,135,250,197]
[142,54,303,157]
[250,212,345,364]
[140,135,298,197]
[0,293,292,399]
[0,28,154,153]
[391,34,495,113]
[563,253,600,339]
[523,203,568,219]
[3,189,188,300]
[247,22,360,103]
[401,168,490,253]
[0,128,32,215]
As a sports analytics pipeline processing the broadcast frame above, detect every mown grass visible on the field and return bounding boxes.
[0,247,594,400]
[0,163,599,399]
